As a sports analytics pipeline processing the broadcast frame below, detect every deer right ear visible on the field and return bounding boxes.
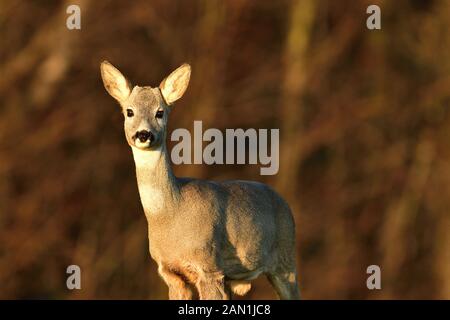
[159,64,191,105]
[100,61,132,103]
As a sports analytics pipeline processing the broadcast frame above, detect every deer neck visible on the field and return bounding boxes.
[131,144,180,217]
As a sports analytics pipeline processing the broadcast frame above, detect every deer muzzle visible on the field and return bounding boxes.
[135,130,154,144]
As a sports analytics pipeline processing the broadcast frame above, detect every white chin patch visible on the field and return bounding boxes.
[135,140,151,149]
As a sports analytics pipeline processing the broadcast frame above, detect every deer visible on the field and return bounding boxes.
[100,61,300,300]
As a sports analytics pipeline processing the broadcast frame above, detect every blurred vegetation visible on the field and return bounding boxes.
[0,0,449,299]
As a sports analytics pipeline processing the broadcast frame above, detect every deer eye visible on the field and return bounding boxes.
[155,110,164,119]
[126,109,134,117]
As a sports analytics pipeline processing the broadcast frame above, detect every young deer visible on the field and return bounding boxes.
[100,61,300,300]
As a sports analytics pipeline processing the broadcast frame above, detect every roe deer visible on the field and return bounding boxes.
[100,61,300,300]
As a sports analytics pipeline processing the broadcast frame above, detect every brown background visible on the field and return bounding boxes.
[0,0,449,299]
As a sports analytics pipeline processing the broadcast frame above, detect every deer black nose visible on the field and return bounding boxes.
[135,130,154,143]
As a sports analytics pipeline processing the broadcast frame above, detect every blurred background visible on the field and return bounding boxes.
[0,0,449,299]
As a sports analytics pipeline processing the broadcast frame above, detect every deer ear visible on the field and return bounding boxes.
[159,64,191,105]
[100,61,132,103]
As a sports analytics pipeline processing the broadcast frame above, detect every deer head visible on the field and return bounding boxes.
[100,61,191,151]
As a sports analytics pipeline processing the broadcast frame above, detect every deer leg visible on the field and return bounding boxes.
[196,272,230,300]
[266,270,300,300]
[158,265,196,300]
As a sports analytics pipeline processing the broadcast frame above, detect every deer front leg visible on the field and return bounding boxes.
[158,265,195,300]
[196,272,230,300]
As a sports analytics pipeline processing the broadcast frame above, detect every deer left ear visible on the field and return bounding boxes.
[159,64,191,105]
[100,60,132,104]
